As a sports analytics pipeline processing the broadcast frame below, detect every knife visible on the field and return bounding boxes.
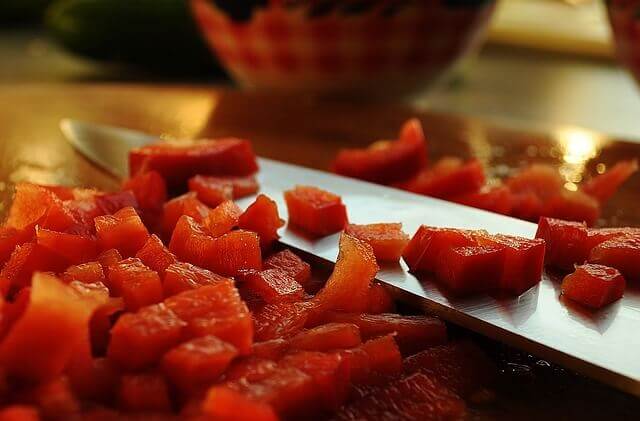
[60,118,640,397]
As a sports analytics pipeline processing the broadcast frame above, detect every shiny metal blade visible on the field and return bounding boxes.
[61,119,640,397]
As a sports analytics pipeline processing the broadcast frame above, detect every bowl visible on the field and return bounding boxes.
[190,0,496,98]
[607,0,640,84]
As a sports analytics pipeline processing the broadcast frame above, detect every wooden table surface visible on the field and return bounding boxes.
[1,83,639,419]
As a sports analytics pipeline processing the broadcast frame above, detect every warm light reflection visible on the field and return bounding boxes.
[554,127,604,188]
[158,95,217,140]
[465,121,500,184]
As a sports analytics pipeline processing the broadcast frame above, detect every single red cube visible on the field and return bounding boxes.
[330,118,427,184]
[202,386,278,421]
[263,249,311,287]
[311,234,378,314]
[0,243,69,295]
[323,312,447,355]
[477,233,546,295]
[586,227,640,251]
[397,158,485,199]
[168,215,214,267]
[288,323,361,352]
[542,190,601,227]
[61,261,105,285]
[238,194,284,249]
[107,303,186,370]
[162,192,210,237]
[97,248,122,274]
[238,269,304,304]
[135,234,177,277]
[163,261,228,297]
[435,245,504,295]
[188,174,233,207]
[561,264,626,309]
[35,227,98,265]
[339,334,403,384]
[284,186,348,237]
[253,301,311,341]
[195,174,259,199]
[581,159,638,204]
[203,200,242,237]
[129,138,259,191]
[452,185,514,216]
[164,281,253,354]
[95,207,149,257]
[107,258,163,311]
[92,190,139,216]
[505,163,564,200]
[589,236,640,282]
[6,183,74,231]
[206,230,262,277]
[0,226,34,267]
[510,191,545,222]
[345,223,410,262]
[535,217,588,271]
[162,335,238,392]
[118,373,172,412]
[402,226,479,273]
[366,282,396,314]
[122,170,167,211]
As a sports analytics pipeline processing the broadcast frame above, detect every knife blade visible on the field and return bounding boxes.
[60,118,640,397]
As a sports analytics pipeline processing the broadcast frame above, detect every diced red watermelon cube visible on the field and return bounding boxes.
[0,243,70,296]
[434,245,504,295]
[586,227,640,251]
[189,174,259,207]
[0,226,34,267]
[203,200,242,237]
[135,234,177,277]
[163,262,228,297]
[284,186,348,237]
[225,357,279,382]
[122,170,167,211]
[506,164,564,200]
[107,303,186,370]
[289,323,361,352]
[95,207,150,257]
[202,386,278,421]
[339,334,403,384]
[344,223,409,262]
[238,194,284,249]
[561,264,625,309]
[61,262,105,285]
[162,192,210,237]
[402,226,479,273]
[253,301,311,341]
[535,217,588,270]
[238,269,304,304]
[162,335,238,392]
[118,373,171,412]
[263,249,311,287]
[588,236,640,282]
[366,282,396,314]
[129,138,259,191]
[35,228,98,265]
[452,185,514,215]
[542,190,600,227]
[107,258,163,311]
[396,158,485,199]
[6,183,75,231]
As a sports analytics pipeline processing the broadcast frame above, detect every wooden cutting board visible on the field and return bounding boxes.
[1,83,639,418]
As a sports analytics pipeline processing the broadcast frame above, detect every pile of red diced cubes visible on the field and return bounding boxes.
[0,131,635,420]
[0,137,499,420]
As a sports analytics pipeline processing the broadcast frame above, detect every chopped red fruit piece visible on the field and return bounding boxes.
[6,183,74,231]
[189,175,259,206]
[118,373,171,412]
[162,192,210,236]
[163,335,238,392]
[253,301,310,341]
[0,273,97,382]
[238,194,284,249]
[366,283,395,314]
[163,262,227,296]
[203,200,242,237]
[312,234,378,314]
[397,158,485,199]
[251,339,290,360]
[263,249,311,287]
[331,118,427,184]
[289,323,361,351]
[542,190,600,227]
[452,185,514,215]
[561,264,625,309]
[107,258,163,311]
[506,164,564,199]
[476,233,546,295]
[225,357,279,382]
[95,207,150,257]
[344,223,409,262]
[164,281,253,354]
[334,373,466,421]
[188,174,233,207]
[202,386,278,421]
[122,170,167,211]
[586,227,640,251]
[403,341,496,397]
[284,186,348,237]
[322,313,447,355]
[93,191,139,216]
[0,405,40,421]
[402,226,479,273]
[339,335,403,384]
[0,226,33,266]
[435,246,504,294]
[510,191,544,222]
[61,262,105,285]
[535,217,588,271]
[589,236,640,282]
[135,234,177,277]
[582,160,638,204]
[35,228,98,265]
[129,138,259,191]
[280,351,351,410]
[170,216,261,276]
[238,269,304,304]
[97,248,122,273]
[107,303,186,371]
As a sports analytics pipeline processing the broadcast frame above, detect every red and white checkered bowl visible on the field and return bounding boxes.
[191,0,495,97]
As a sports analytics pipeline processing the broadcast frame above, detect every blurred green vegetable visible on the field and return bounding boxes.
[0,0,53,23]
[45,0,222,75]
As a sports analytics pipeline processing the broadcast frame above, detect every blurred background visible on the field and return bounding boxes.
[2,0,640,140]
